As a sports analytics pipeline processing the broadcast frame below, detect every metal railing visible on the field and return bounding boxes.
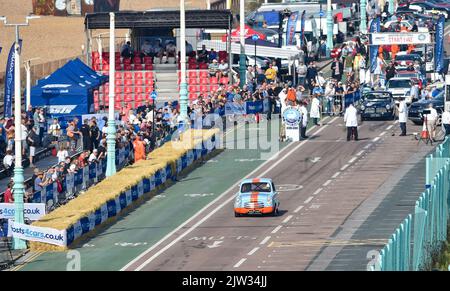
[372,137,450,271]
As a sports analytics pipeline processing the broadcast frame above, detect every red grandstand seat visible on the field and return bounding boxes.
[135,72,143,79]
[135,79,144,86]
[102,52,109,58]
[144,64,153,70]
[123,58,132,64]
[188,63,197,70]
[199,85,209,94]
[219,51,228,61]
[115,72,123,79]
[188,78,198,85]
[198,63,208,69]
[116,64,123,71]
[188,57,197,64]
[124,64,132,71]
[189,93,198,100]
[124,79,133,86]
[102,64,110,72]
[135,87,144,94]
[92,64,100,71]
[92,51,100,59]
[115,52,121,58]
[93,58,101,65]
[144,56,152,64]
[115,87,122,94]
[199,78,209,85]
[102,58,110,65]
[124,72,133,79]
[210,85,219,92]
[115,94,122,103]
[115,79,122,87]
[124,86,133,94]
[220,77,229,85]
[188,71,198,78]
[188,86,198,93]
[199,71,209,78]
[114,103,122,110]
[209,77,218,84]
[104,97,109,105]
[134,64,143,70]
[135,94,144,102]
[145,87,154,94]
[135,101,143,108]
[133,57,142,64]
[145,79,154,86]
[103,83,109,94]
[145,72,154,79]
[124,94,133,102]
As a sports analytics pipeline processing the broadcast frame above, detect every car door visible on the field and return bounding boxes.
[271,182,279,207]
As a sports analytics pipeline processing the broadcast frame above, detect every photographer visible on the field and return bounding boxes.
[424,103,438,141]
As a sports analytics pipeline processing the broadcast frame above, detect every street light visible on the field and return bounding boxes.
[326,0,333,57]
[360,0,367,34]
[239,0,246,89]
[252,34,259,68]
[0,14,40,250]
[179,0,188,121]
[106,12,116,177]
[24,57,40,110]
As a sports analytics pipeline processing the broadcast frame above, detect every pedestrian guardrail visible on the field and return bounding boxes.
[371,137,450,271]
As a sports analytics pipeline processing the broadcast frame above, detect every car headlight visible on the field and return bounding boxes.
[386,104,391,110]
[361,105,365,111]
[235,195,241,205]
[266,196,272,205]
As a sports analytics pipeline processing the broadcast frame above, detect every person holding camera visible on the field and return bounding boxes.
[398,97,408,136]
[424,103,438,141]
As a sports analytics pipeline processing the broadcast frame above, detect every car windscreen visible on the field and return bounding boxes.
[365,93,391,100]
[387,79,412,88]
[396,54,420,61]
[241,182,271,193]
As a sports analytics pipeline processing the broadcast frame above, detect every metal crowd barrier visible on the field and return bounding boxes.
[371,137,450,271]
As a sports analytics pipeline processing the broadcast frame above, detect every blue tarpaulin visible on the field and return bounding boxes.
[31,58,108,116]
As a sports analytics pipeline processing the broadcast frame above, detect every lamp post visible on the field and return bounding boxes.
[389,0,395,15]
[326,0,333,57]
[319,3,323,40]
[252,34,259,68]
[360,0,367,34]
[24,57,39,111]
[0,15,40,250]
[239,0,246,88]
[106,12,116,177]
[179,0,188,121]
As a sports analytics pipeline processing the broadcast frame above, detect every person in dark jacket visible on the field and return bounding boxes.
[331,58,344,82]
[385,62,397,82]
[80,119,91,151]
[306,62,318,94]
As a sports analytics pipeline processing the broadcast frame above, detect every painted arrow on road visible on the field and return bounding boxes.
[207,241,223,248]
[309,157,321,163]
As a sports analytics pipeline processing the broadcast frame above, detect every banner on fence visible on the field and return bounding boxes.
[246,101,264,114]
[8,221,67,246]
[0,203,46,221]
[371,32,431,45]
[225,101,246,115]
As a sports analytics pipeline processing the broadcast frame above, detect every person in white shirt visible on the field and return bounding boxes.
[344,102,358,141]
[3,149,14,176]
[398,97,408,136]
[310,95,321,126]
[442,108,450,136]
[278,88,288,120]
[300,101,309,139]
[424,103,438,141]
[89,149,98,163]
[57,145,69,163]
[49,118,61,145]
[324,82,336,115]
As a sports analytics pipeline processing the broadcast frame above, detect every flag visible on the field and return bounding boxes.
[300,10,306,47]
[369,17,380,73]
[3,40,22,118]
[286,11,299,46]
[434,15,445,74]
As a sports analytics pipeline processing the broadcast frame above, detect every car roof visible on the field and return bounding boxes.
[389,77,413,80]
[365,90,392,94]
[240,178,273,185]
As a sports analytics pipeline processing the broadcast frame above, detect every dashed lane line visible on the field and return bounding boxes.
[294,205,304,213]
[331,172,341,179]
[373,137,380,142]
[260,236,272,245]
[282,215,293,224]
[271,225,282,234]
[304,196,314,204]
[340,164,350,171]
[233,258,247,268]
[323,180,332,187]
[348,157,357,164]
[247,247,260,256]
[356,150,365,156]
[313,188,323,195]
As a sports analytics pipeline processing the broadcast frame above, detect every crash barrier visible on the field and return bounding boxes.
[222,100,270,116]
[372,138,450,271]
[28,129,219,251]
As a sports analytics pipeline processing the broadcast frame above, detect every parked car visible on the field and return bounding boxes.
[360,91,396,121]
[408,90,444,125]
[395,71,426,90]
[386,77,415,104]
[234,178,280,217]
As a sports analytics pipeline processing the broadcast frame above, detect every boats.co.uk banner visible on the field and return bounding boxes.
[435,15,445,74]
[369,17,380,73]
[8,221,67,246]
[3,40,22,118]
[286,11,299,46]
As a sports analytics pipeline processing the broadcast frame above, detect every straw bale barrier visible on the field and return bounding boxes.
[30,128,220,251]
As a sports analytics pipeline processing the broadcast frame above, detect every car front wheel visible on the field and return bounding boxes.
[235,212,241,217]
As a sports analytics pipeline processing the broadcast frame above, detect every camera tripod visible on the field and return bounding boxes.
[417,114,433,145]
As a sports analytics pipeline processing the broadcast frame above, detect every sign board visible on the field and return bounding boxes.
[319,11,325,17]
[283,108,301,142]
[0,203,46,221]
[151,91,158,100]
[371,32,431,45]
[252,34,260,41]
[8,221,67,246]
[445,75,450,112]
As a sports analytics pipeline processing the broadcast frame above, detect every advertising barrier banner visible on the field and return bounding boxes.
[0,203,46,221]
[435,15,445,73]
[371,32,431,45]
[8,221,67,246]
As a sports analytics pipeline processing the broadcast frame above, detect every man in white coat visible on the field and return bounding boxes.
[310,94,321,126]
[344,102,358,141]
[300,101,309,139]
[398,97,408,136]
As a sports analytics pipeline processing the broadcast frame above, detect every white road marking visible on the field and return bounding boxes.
[206,241,223,248]
[122,117,337,271]
[340,164,350,171]
[331,172,341,179]
[348,157,357,164]
[260,236,272,245]
[247,247,260,256]
[310,204,321,209]
[386,125,393,130]
[323,180,332,187]
[282,215,293,224]
[379,132,386,137]
[271,225,282,234]
[356,150,365,156]
[373,137,380,142]
[294,205,304,213]
[364,144,372,149]
[313,188,323,195]
[304,196,314,204]
[233,258,247,268]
